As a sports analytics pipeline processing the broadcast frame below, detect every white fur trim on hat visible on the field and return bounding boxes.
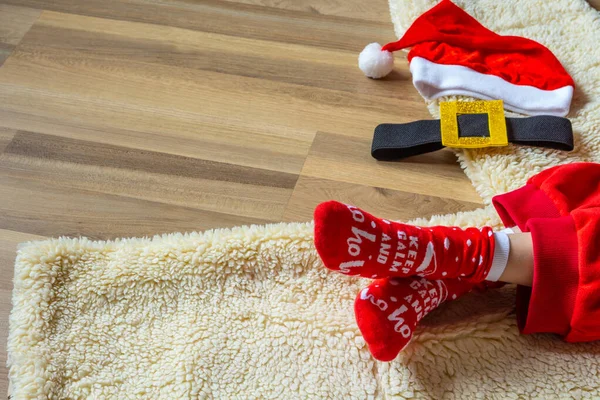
[410,57,573,117]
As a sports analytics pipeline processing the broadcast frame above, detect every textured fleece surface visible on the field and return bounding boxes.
[9,218,600,399]
[8,0,600,398]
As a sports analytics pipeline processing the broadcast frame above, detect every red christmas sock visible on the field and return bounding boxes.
[314,201,495,282]
[355,276,474,361]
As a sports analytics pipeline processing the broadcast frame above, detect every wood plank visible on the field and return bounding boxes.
[1,12,324,174]
[0,109,313,175]
[0,0,392,51]
[1,131,294,222]
[0,4,41,65]
[0,128,16,154]
[283,176,482,222]
[6,131,297,189]
[0,172,270,239]
[0,4,41,47]
[14,13,414,99]
[0,43,13,67]
[220,0,390,21]
[0,11,426,185]
[300,132,483,204]
[0,61,422,141]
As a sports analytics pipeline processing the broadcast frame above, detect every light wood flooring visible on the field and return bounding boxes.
[8,0,597,395]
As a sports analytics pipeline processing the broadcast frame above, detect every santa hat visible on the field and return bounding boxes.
[359,0,574,117]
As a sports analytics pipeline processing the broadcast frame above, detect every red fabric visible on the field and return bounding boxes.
[354,277,473,361]
[493,184,561,231]
[313,200,495,282]
[382,0,573,90]
[522,217,579,336]
[492,162,600,342]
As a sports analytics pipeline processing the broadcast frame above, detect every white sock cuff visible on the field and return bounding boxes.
[486,232,511,282]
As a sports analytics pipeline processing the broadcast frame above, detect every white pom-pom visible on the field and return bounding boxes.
[358,43,394,79]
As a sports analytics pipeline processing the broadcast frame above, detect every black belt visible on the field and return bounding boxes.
[371,114,573,161]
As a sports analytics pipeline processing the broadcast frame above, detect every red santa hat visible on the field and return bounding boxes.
[359,0,574,117]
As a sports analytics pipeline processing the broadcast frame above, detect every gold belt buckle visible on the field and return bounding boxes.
[440,100,508,149]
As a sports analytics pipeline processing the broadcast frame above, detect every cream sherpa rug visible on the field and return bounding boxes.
[8,1,600,399]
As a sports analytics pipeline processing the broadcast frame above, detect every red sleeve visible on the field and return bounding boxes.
[517,216,578,337]
[492,183,561,230]
[529,162,600,214]
[492,163,600,341]
[493,163,600,230]
[564,207,600,342]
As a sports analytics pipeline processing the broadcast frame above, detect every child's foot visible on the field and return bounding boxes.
[314,201,495,283]
[354,277,474,361]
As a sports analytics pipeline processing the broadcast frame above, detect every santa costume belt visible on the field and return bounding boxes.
[371,100,573,161]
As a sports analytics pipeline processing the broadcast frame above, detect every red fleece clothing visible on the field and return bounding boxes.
[493,162,600,342]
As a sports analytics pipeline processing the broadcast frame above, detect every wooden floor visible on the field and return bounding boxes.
[0,0,494,395]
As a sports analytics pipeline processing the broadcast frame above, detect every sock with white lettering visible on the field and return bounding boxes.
[355,276,474,361]
[314,201,495,283]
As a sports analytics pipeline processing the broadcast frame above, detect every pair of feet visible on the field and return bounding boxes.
[313,201,498,361]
